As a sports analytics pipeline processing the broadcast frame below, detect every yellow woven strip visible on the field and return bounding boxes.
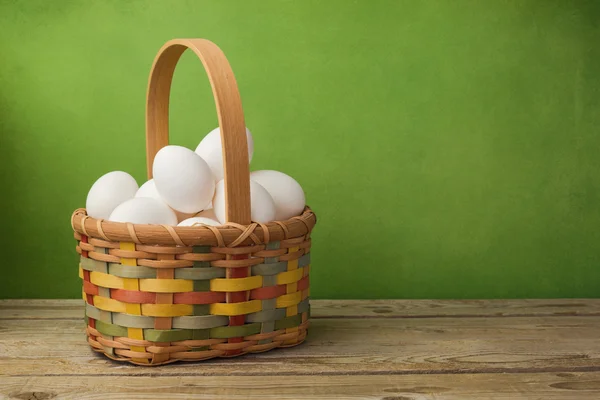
[140,303,193,317]
[139,279,193,293]
[277,291,302,309]
[79,265,83,279]
[285,247,300,319]
[93,295,126,313]
[120,242,146,362]
[82,290,86,301]
[276,267,303,286]
[210,300,262,316]
[210,275,263,292]
[90,271,125,289]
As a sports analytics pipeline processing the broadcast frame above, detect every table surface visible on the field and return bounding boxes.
[1,299,600,399]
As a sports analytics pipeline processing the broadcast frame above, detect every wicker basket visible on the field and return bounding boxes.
[70,38,316,366]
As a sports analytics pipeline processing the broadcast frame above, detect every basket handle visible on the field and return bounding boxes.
[146,39,251,225]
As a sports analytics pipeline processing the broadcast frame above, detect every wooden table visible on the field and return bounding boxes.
[1,299,600,399]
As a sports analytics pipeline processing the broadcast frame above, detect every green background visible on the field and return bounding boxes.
[1,0,599,299]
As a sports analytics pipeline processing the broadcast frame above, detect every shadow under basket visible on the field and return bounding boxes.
[70,38,317,366]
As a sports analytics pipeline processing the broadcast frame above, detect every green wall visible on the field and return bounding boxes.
[1,0,599,299]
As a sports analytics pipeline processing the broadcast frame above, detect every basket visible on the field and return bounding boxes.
[70,38,317,366]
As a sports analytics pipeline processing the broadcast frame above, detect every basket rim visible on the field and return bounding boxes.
[71,206,316,247]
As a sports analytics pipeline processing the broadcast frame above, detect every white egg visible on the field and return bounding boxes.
[86,171,138,219]
[213,179,276,224]
[153,145,215,214]
[135,179,161,200]
[135,179,195,222]
[250,170,306,220]
[195,127,254,182]
[109,197,177,225]
[178,217,221,227]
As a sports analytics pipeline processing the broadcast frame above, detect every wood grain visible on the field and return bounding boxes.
[1,313,600,376]
[2,299,600,398]
[3,299,600,320]
[3,373,600,399]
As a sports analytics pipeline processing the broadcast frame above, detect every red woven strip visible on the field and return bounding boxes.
[81,235,89,258]
[173,291,226,305]
[226,254,248,355]
[297,275,310,292]
[83,280,99,296]
[111,289,156,304]
[250,284,286,300]
[83,270,94,306]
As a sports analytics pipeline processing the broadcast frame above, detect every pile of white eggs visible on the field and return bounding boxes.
[85,127,306,227]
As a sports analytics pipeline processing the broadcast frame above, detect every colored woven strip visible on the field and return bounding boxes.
[76,211,314,365]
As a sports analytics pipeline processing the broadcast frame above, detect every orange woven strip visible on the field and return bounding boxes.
[173,291,226,305]
[80,235,89,258]
[250,284,286,300]
[297,275,309,292]
[110,289,156,304]
[83,280,99,296]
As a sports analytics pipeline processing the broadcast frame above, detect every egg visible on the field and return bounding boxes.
[135,179,161,200]
[178,216,221,227]
[153,145,215,214]
[213,179,276,224]
[86,171,138,219]
[195,127,254,181]
[108,197,177,225]
[194,208,217,220]
[250,170,306,220]
[136,179,196,222]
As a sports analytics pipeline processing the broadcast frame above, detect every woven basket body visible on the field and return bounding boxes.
[70,39,316,365]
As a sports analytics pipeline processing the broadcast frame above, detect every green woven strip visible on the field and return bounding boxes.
[193,329,210,340]
[94,318,265,342]
[193,246,211,253]
[172,315,229,329]
[86,304,102,320]
[246,308,286,323]
[93,248,109,273]
[264,241,281,264]
[258,297,276,345]
[265,241,280,251]
[252,261,287,276]
[145,328,191,342]
[174,267,225,280]
[87,304,155,328]
[80,257,106,272]
[193,280,210,292]
[274,314,303,330]
[108,263,156,279]
[113,312,156,329]
[86,302,115,324]
[95,319,127,337]
[210,323,261,339]
[94,248,114,357]
[297,298,310,314]
[298,253,310,268]
[193,304,210,315]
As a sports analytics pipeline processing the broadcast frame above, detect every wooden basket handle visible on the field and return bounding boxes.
[146,39,251,225]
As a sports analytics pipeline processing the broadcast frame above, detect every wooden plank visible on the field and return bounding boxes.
[3,299,600,320]
[2,373,600,399]
[1,316,600,376]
